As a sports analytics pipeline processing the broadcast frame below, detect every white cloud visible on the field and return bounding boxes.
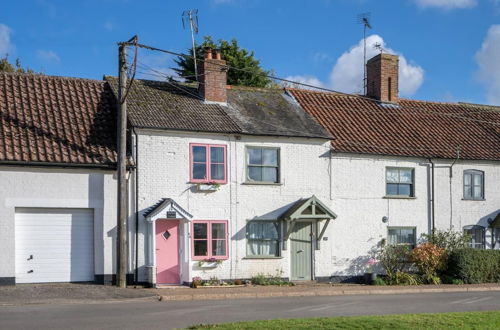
[283,75,324,90]
[0,23,12,56]
[36,49,60,62]
[329,34,424,96]
[475,24,500,105]
[413,0,477,10]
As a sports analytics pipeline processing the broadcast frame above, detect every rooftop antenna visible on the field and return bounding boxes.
[374,42,384,54]
[357,12,372,95]
[182,9,199,81]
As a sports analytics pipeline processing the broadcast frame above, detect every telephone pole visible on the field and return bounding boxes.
[117,42,128,288]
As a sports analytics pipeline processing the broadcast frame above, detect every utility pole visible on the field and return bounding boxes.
[117,42,128,288]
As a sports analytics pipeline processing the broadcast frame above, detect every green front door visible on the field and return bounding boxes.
[291,222,313,280]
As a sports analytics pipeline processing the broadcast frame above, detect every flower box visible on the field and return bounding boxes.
[196,184,219,192]
[199,262,218,268]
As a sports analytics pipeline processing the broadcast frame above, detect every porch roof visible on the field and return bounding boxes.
[490,213,500,228]
[279,195,337,221]
[143,198,192,222]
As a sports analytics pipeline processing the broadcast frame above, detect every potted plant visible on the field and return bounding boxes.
[364,257,378,284]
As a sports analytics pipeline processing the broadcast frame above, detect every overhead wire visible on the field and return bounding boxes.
[118,41,500,156]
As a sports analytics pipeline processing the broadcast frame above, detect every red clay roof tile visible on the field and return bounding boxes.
[0,72,117,167]
[288,88,500,161]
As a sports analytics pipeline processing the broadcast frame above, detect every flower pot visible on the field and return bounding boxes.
[364,272,377,285]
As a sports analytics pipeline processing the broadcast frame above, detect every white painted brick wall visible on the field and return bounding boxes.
[134,130,500,283]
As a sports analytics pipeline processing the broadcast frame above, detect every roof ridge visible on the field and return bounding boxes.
[1,71,105,84]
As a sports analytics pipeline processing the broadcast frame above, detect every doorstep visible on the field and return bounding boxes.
[157,283,500,301]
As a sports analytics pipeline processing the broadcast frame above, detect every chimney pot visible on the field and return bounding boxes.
[215,49,222,60]
[204,47,213,59]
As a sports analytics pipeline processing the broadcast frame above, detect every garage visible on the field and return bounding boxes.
[15,208,94,284]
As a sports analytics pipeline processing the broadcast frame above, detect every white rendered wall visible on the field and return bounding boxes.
[0,166,117,281]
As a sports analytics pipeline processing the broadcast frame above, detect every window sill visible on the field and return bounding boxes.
[383,195,416,199]
[243,256,283,260]
[461,198,485,201]
[242,182,282,186]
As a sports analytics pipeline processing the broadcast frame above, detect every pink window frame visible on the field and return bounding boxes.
[189,143,227,184]
[191,220,229,260]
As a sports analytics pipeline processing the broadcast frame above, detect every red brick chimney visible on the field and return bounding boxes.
[366,53,399,103]
[199,47,227,103]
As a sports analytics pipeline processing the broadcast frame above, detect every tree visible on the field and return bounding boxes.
[0,55,34,73]
[173,36,272,88]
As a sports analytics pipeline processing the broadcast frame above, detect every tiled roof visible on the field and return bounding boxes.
[105,77,331,139]
[105,77,241,134]
[288,89,500,161]
[0,72,116,167]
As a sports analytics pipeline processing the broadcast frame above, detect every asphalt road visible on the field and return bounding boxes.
[0,291,499,329]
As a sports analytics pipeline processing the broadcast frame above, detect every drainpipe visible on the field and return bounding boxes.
[429,158,435,233]
[448,147,460,230]
[134,129,139,285]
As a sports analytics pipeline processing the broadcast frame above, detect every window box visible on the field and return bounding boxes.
[197,258,223,268]
[196,183,220,192]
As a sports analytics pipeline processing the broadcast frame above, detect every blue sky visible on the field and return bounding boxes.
[1,0,500,105]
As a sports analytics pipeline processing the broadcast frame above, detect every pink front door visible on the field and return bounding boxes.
[156,220,180,284]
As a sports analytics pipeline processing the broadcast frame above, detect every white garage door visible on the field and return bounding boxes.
[15,208,94,283]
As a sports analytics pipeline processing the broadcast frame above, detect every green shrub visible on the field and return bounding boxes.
[446,249,500,284]
[441,275,464,285]
[373,277,387,286]
[386,271,421,286]
[421,229,470,254]
[250,270,295,286]
[378,245,413,275]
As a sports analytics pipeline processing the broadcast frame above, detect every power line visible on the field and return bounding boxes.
[129,53,500,127]
[121,41,500,116]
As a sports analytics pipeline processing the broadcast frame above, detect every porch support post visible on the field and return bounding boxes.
[283,219,297,251]
[316,219,330,250]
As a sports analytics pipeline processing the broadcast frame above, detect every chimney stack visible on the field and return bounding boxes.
[366,53,399,103]
[199,47,227,103]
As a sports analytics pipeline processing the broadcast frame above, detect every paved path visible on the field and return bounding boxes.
[0,291,499,329]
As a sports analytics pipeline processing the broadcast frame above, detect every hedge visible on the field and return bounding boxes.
[446,249,500,284]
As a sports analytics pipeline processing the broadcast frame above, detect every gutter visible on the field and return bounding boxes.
[0,160,117,170]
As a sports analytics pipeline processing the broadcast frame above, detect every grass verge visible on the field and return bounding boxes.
[187,311,500,329]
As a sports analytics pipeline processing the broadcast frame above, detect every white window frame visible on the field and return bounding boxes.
[386,167,415,197]
[387,227,416,248]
